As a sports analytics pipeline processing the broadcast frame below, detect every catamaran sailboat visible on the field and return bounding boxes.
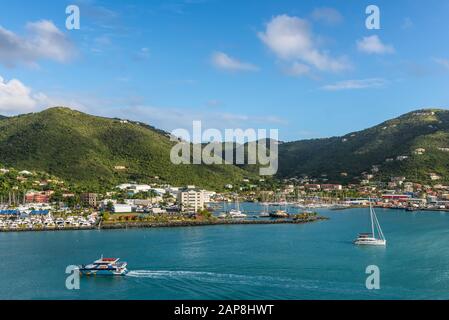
[228,197,247,218]
[354,200,386,246]
[260,203,270,217]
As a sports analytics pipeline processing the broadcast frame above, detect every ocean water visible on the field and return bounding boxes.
[1,204,449,300]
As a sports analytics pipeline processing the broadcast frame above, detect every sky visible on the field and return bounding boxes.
[0,0,449,142]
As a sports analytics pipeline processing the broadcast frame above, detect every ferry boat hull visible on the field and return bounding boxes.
[78,257,128,276]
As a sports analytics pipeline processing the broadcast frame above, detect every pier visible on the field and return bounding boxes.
[100,216,328,230]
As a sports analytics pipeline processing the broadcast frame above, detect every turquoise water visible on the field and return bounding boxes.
[1,204,449,300]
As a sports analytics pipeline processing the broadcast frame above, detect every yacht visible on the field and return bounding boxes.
[260,203,270,217]
[78,257,128,276]
[269,202,289,218]
[354,200,386,246]
[228,197,247,218]
[269,210,289,218]
[228,210,247,218]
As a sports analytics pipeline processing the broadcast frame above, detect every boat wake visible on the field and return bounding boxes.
[126,269,319,290]
[127,270,280,283]
[125,269,396,298]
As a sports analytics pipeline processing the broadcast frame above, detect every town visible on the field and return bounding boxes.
[0,163,449,232]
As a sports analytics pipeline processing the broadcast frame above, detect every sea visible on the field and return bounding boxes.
[1,203,449,300]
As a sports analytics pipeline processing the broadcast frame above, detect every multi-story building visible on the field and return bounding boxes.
[177,187,205,212]
[321,184,343,191]
[81,193,98,207]
[25,191,52,203]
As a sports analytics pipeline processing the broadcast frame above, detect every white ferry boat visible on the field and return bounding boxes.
[78,257,128,276]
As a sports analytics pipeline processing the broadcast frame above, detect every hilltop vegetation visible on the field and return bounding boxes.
[1,107,449,190]
[278,109,449,184]
[0,107,254,191]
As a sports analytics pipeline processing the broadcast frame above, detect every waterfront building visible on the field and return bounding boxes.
[177,187,205,212]
[201,190,216,203]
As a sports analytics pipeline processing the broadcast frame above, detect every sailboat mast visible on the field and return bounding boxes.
[369,199,375,236]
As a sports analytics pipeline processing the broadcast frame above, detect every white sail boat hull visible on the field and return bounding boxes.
[354,200,386,246]
[354,237,386,246]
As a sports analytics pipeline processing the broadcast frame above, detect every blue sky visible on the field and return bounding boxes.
[0,0,449,141]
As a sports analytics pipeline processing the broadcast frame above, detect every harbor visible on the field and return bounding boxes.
[2,206,449,300]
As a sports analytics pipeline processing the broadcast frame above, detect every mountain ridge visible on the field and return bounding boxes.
[277,108,449,184]
[0,107,256,191]
[1,106,449,188]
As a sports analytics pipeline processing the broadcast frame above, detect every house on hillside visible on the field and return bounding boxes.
[413,148,426,155]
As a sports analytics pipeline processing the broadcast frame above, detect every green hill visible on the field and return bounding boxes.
[277,108,449,184]
[2,107,449,190]
[0,107,254,191]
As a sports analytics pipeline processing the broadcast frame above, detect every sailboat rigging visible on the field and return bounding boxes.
[354,199,386,246]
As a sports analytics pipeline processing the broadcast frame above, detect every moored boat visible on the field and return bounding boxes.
[269,210,289,218]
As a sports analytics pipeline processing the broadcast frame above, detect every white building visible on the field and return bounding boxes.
[116,183,152,194]
[430,173,441,181]
[113,204,134,213]
[177,187,205,212]
[201,190,216,203]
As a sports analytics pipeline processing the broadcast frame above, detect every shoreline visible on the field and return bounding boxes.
[0,216,328,233]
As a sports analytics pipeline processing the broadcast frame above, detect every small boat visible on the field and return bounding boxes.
[78,256,128,276]
[228,209,247,218]
[269,210,289,218]
[269,201,289,218]
[228,197,247,218]
[354,200,386,246]
[260,203,270,217]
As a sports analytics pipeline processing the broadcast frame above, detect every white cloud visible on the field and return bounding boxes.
[0,76,53,113]
[258,15,349,73]
[0,20,75,67]
[434,58,449,70]
[311,7,343,25]
[357,35,394,55]
[283,62,311,77]
[0,77,37,113]
[211,52,259,72]
[322,78,387,91]
[0,75,89,115]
